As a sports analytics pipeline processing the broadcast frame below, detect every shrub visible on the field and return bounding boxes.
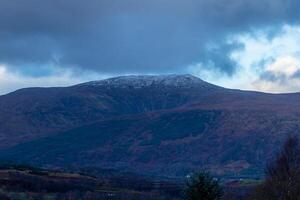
[184,171,223,200]
[250,136,300,199]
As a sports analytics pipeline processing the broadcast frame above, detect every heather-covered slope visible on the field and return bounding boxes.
[0,75,221,147]
[1,75,300,178]
[1,107,300,178]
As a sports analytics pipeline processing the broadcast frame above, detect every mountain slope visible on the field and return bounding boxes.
[1,105,300,178]
[1,74,300,178]
[0,75,223,147]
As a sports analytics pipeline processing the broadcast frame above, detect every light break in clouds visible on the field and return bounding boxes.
[190,25,300,93]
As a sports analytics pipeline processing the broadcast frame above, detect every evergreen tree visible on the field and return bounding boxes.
[184,171,223,200]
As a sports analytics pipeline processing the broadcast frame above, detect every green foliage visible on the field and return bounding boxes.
[184,171,223,200]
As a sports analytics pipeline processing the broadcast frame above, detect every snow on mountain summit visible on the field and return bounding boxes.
[82,74,206,88]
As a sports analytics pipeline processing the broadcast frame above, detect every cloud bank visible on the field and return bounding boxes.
[0,65,103,95]
[1,0,300,93]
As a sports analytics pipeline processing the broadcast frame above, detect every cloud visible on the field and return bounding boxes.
[265,56,300,76]
[1,1,300,93]
[0,64,103,95]
[254,56,300,93]
[191,25,300,93]
[1,0,300,77]
[244,26,300,93]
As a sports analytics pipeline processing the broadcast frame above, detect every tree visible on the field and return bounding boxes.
[184,171,223,200]
[250,136,300,200]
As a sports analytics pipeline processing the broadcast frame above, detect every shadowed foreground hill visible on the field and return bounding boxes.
[1,75,300,178]
[0,165,255,200]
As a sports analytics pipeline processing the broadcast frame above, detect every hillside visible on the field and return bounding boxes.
[0,75,221,147]
[0,75,300,178]
[0,164,256,200]
[0,165,182,200]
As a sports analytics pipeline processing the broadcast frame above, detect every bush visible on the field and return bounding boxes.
[184,171,223,200]
[250,136,300,199]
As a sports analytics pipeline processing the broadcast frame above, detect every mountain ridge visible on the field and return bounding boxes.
[0,74,300,178]
[79,74,211,88]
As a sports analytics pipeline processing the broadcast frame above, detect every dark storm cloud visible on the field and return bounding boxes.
[1,0,300,75]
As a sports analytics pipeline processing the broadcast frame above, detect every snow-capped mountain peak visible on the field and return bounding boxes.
[82,74,206,88]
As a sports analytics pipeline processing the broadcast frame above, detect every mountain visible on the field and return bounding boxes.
[0,74,219,147]
[0,74,300,178]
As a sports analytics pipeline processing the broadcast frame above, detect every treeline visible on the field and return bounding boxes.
[0,164,182,200]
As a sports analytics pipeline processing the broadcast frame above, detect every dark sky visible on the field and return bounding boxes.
[1,0,300,93]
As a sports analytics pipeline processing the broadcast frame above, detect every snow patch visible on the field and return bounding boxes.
[82,74,205,88]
